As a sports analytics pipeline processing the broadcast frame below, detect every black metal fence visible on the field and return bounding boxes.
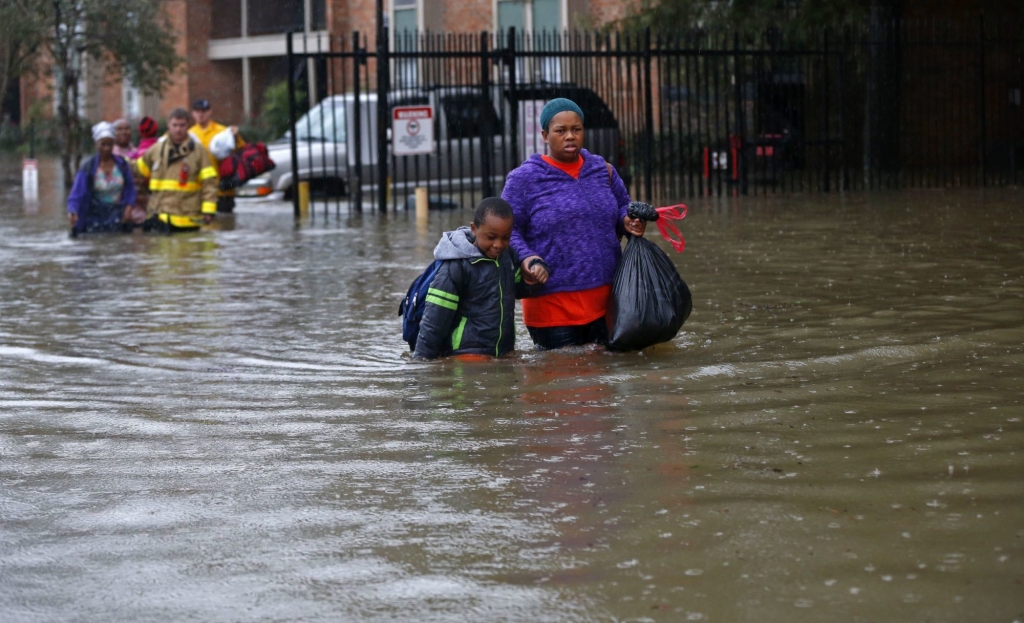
[284,18,1024,215]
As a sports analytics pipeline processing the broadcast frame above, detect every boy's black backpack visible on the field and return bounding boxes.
[398,259,443,351]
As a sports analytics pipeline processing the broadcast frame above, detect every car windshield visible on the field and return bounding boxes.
[294,101,346,143]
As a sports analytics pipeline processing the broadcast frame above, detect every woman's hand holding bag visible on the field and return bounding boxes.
[606,203,692,351]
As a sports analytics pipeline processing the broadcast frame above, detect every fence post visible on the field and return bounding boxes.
[507,28,518,164]
[643,26,654,201]
[480,31,494,198]
[977,13,987,186]
[376,13,390,213]
[287,31,301,219]
[732,32,747,196]
[823,30,831,193]
[353,31,364,213]
[839,27,849,194]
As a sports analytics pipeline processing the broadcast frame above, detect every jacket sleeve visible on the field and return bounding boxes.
[197,147,219,214]
[67,166,90,216]
[412,261,463,360]
[135,144,154,182]
[609,162,632,238]
[502,169,538,263]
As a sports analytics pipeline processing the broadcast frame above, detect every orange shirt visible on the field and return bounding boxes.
[542,154,584,179]
[522,285,611,328]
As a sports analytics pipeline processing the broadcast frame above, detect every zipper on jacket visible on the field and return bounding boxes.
[470,256,504,357]
[496,258,503,357]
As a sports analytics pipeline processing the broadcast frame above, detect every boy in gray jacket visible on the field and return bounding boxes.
[413,198,523,360]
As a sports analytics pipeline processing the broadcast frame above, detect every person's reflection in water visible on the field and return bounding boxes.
[505,353,695,586]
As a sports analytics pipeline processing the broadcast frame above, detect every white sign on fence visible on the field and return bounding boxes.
[392,106,434,156]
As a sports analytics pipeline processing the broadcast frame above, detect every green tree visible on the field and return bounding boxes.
[41,0,182,184]
[261,80,307,139]
[620,0,869,39]
[0,0,46,115]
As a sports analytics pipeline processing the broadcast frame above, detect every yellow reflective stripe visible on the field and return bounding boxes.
[427,287,459,303]
[425,294,458,311]
[201,201,217,214]
[157,213,202,228]
[150,179,202,192]
[136,158,151,177]
[451,317,467,351]
[199,166,218,180]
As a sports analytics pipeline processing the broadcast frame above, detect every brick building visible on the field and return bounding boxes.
[18,0,634,127]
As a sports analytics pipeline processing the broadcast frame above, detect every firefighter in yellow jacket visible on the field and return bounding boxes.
[135,108,218,232]
[189,98,244,213]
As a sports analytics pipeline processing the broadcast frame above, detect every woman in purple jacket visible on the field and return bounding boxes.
[502,98,646,350]
[67,122,137,235]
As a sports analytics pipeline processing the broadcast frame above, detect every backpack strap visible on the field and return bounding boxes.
[606,162,613,185]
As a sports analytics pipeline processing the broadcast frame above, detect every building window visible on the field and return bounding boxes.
[209,0,326,39]
[497,0,562,36]
[211,0,242,38]
[393,0,419,87]
[497,0,563,82]
[122,81,142,120]
[311,0,326,30]
[497,0,526,36]
[248,0,305,36]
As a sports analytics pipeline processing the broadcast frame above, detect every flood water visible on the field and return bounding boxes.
[1,156,1022,622]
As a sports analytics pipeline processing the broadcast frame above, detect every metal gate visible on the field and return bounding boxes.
[283,19,1021,215]
[283,28,844,215]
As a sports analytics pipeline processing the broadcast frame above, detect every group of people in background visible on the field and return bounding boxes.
[67,99,243,235]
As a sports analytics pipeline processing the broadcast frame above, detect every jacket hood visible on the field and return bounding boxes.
[433,226,484,261]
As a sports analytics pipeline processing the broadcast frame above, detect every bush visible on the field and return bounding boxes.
[238,117,276,145]
[261,80,308,139]
[0,116,70,155]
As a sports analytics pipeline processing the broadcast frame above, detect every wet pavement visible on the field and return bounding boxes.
[1,155,1023,622]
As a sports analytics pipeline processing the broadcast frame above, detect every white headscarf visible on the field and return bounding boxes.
[92,121,115,142]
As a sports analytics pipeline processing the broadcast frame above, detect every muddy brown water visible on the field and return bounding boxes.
[1,156,1022,622]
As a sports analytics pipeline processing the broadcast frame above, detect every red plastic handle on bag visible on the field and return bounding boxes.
[653,204,687,253]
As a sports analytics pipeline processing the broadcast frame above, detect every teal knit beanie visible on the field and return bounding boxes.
[539,98,585,131]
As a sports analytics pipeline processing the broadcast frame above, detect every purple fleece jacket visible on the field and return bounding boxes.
[66,154,136,217]
[502,149,631,295]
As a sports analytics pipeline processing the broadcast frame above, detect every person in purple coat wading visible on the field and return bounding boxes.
[501,98,647,350]
[67,122,137,235]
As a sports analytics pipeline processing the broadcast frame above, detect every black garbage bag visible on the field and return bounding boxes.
[606,235,692,351]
